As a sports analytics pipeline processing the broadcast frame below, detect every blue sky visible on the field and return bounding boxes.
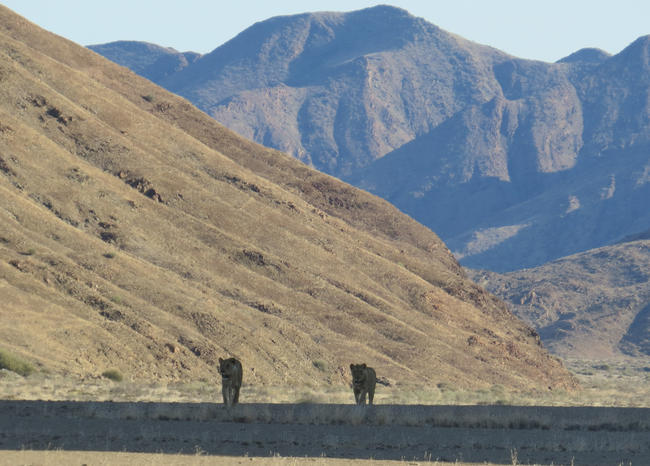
[2,1,648,62]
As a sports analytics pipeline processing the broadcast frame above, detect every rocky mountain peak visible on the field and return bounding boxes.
[557,47,611,64]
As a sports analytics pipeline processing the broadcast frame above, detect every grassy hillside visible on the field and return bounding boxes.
[0,5,575,391]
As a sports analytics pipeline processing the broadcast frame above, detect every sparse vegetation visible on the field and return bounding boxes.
[312,359,328,372]
[109,295,124,305]
[0,451,517,466]
[0,349,35,376]
[0,361,646,465]
[101,369,123,382]
[0,358,647,407]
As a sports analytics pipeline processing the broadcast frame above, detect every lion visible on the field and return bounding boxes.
[350,363,377,405]
[218,357,242,406]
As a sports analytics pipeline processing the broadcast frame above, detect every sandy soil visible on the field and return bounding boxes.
[0,451,495,466]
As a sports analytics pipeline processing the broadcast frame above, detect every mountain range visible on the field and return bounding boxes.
[89,5,650,272]
[0,5,575,390]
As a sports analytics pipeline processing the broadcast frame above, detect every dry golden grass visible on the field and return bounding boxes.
[0,451,499,466]
[560,358,650,407]
[1,357,647,407]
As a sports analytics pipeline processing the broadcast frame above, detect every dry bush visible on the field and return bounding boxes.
[0,349,35,376]
[101,369,124,382]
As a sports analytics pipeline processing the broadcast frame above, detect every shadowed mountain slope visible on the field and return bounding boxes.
[0,5,575,391]
[470,235,650,359]
[347,33,650,272]
[90,6,650,272]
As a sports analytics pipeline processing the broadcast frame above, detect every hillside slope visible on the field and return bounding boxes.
[90,6,650,271]
[0,5,575,391]
[470,236,650,359]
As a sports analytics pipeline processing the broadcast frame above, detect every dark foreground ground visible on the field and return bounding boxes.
[1,401,648,465]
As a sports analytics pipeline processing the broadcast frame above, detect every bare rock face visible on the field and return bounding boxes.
[470,236,650,359]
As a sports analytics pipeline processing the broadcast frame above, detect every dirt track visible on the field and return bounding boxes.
[1,401,648,465]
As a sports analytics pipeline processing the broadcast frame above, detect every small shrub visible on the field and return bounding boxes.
[510,447,518,465]
[109,295,124,305]
[312,359,328,372]
[102,369,123,382]
[142,94,154,102]
[21,248,35,256]
[437,382,452,392]
[490,384,506,398]
[103,252,116,259]
[296,396,318,404]
[0,349,35,376]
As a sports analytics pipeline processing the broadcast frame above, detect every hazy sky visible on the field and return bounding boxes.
[2,1,648,62]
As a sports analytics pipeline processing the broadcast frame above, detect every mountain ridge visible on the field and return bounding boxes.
[87,40,201,83]
[88,6,650,271]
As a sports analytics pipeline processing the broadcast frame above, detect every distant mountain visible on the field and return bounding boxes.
[89,6,650,271]
[88,41,201,83]
[557,47,610,64]
[0,4,575,390]
[91,6,509,175]
[470,234,650,359]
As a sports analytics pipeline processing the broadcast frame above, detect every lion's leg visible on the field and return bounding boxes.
[233,387,240,404]
[227,386,237,406]
[368,386,375,405]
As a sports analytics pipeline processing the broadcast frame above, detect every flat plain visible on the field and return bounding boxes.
[1,360,648,465]
[1,400,648,465]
